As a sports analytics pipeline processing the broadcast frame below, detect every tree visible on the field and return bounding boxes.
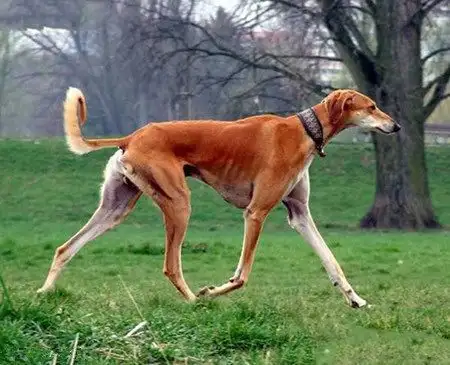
[422,5,450,123]
[257,0,450,228]
[161,0,449,229]
[153,1,334,112]
[0,30,12,134]
[315,0,449,229]
[4,0,322,135]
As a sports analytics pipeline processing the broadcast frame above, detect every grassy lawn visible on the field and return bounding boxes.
[1,140,450,364]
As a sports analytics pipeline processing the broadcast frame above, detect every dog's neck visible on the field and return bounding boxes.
[310,103,349,149]
[295,102,351,157]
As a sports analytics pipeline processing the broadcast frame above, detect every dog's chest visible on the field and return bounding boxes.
[283,157,313,198]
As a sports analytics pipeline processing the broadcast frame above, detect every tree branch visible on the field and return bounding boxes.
[422,46,450,65]
[324,0,375,60]
[319,0,378,87]
[157,16,331,97]
[422,0,447,15]
[424,64,450,119]
[411,0,447,24]
[267,0,320,17]
[271,0,375,60]
[259,52,342,62]
[364,0,376,14]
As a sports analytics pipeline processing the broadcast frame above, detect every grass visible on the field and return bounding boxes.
[1,139,450,364]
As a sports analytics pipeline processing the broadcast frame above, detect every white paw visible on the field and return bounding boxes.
[196,285,216,298]
[36,285,54,294]
[350,296,367,308]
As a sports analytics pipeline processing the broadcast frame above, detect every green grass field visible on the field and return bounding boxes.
[1,140,450,364]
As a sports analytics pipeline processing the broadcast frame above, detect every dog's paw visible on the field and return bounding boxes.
[350,297,367,309]
[229,268,242,283]
[196,285,216,298]
[36,285,54,294]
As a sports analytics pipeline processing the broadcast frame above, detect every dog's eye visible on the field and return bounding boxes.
[369,105,376,111]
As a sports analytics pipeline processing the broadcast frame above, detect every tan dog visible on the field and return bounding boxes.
[37,88,400,308]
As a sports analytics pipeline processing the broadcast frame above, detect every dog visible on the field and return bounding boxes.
[37,88,400,308]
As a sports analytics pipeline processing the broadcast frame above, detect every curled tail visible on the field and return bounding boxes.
[64,87,129,155]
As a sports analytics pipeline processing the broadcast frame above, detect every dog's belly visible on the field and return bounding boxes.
[212,183,253,209]
[183,165,253,209]
[184,165,253,208]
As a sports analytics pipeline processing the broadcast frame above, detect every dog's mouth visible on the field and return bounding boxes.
[376,121,401,134]
[376,127,394,134]
[375,125,401,135]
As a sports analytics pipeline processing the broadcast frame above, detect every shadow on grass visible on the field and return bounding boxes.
[106,240,229,257]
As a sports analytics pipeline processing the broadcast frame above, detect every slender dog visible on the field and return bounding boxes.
[37,88,400,307]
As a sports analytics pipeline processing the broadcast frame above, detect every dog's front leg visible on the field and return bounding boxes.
[283,172,367,308]
[197,207,268,298]
[196,175,291,299]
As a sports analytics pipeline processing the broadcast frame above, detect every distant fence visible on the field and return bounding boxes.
[341,123,450,145]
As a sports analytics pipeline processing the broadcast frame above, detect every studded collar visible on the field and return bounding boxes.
[296,108,326,157]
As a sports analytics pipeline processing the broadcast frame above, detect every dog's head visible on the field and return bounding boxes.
[322,89,400,134]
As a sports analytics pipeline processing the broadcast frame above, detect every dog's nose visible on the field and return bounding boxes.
[393,122,401,132]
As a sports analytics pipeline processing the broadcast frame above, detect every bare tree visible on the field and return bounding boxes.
[15,0,157,135]
[155,0,449,229]
[312,0,449,229]
[0,30,12,134]
[149,0,336,110]
[5,0,322,133]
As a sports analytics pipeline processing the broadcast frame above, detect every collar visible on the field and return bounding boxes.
[296,108,326,157]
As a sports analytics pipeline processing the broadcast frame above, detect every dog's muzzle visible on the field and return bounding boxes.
[377,121,401,134]
[392,122,401,132]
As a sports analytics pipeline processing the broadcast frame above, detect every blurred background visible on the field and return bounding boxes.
[0,0,448,229]
[0,0,447,137]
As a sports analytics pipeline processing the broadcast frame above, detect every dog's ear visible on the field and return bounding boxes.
[327,90,354,124]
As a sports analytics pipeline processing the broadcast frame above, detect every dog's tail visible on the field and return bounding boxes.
[64,87,130,155]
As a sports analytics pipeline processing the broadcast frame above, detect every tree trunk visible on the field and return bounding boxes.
[359,0,440,229]
[0,30,11,136]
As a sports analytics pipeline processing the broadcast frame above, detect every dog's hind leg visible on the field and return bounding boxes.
[158,195,195,302]
[143,161,196,302]
[37,152,142,293]
[121,151,197,302]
